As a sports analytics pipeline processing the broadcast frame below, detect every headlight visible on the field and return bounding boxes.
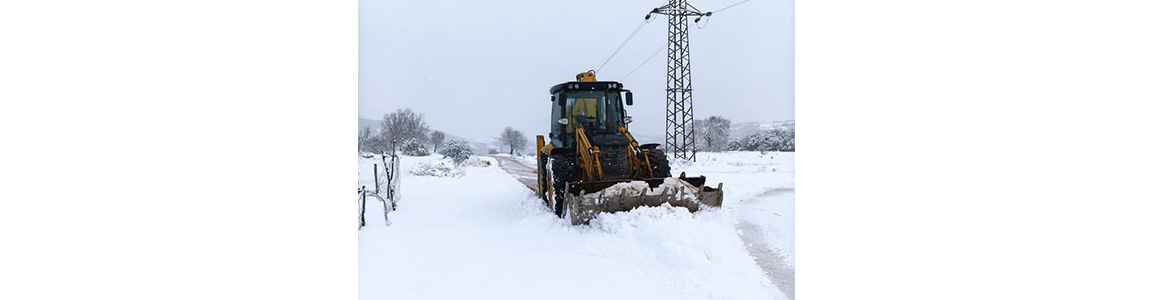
[624,116,634,124]
[557,118,569,125]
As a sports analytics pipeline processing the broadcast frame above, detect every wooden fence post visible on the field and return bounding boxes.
[393,155,397,209]
[359,186,366,229]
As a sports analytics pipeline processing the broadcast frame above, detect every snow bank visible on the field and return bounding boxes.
[671,151,796,272]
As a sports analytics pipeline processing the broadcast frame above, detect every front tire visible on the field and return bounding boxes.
[646,148,672,178]
[548,153,577,218]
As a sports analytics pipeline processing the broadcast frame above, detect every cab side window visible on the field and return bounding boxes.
[550,95,563,145]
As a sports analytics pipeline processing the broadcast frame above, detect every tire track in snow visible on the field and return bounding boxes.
[737,187,796,299]
[490,155,540,193]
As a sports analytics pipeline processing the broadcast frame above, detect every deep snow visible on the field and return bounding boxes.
[358,152,794,300]
[670,152,797,296]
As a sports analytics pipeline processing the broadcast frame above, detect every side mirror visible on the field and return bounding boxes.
[624,91,634,105]
[550,95,555,102]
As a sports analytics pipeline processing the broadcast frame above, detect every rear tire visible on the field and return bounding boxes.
[548,152,577,218]
[646,148,672,178]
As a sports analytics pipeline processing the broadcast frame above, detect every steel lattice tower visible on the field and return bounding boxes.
[650,0,707,161]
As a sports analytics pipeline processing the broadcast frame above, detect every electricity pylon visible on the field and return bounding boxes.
[648,0,709,161]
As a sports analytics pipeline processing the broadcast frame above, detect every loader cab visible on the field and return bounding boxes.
[548,81,634,148]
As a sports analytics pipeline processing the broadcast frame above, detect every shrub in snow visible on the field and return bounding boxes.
[401,139,430,156]
[726,140,742,151]
[439,140,473,165]
[743,131,780,151]
[741,127,795,152]
[409,159,465,177]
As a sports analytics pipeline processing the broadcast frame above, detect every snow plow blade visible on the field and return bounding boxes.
[563,174,723,225]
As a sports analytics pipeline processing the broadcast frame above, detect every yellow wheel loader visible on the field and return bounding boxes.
[536,71,724,225]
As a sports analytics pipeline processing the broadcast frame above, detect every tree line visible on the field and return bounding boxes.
[690,116,795,152]
[360,109,792,159]
[358,108,529,162]
[359,108,471,163]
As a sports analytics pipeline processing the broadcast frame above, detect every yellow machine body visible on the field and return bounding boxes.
[533,71,724,224]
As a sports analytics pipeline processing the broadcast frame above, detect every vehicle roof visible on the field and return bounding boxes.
[548,81,624,94]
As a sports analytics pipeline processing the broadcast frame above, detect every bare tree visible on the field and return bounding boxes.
[429,131,446,152]
[359,126,390,153]
[497,127,527,155]
[381,108,430,153]
[359,126,373,152]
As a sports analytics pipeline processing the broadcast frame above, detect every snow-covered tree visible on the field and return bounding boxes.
[439,140,473,165]
[691,119,707,151]
[429,131,446,153]
[401,139,430,156]
[381,108,430,152]
[777,126,795,151]
[696,116,731,152]
[497,127,527,155]
[741,126,795,152]
[743,131,778,152]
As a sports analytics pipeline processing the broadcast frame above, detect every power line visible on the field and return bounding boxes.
[706,0,753,13]
[620,43,668,82]
[596,1,670,73]
[597,19,650,72]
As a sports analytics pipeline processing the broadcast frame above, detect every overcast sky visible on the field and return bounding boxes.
[359,0,793,140]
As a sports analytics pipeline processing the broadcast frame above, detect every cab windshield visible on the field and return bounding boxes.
[564,91,623,133]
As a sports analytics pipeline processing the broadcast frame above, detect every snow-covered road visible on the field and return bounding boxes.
[358,154,791,300]
[491,155,540,192]
[737,187,796,298]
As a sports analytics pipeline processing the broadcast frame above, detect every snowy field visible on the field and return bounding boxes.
[358,151,795,300]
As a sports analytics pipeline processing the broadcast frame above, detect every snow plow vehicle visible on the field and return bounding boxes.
[536,71,724,225]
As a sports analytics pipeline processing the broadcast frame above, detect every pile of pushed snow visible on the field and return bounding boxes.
[461,157,493,168]
[585,178,700,198]
[658,177,700,194]
[588,181,651,197]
